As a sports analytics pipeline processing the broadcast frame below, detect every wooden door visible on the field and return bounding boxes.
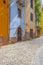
[17,27,22,41]
[30,29,33,38]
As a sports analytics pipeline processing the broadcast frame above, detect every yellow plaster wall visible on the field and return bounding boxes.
[0,0,9,36]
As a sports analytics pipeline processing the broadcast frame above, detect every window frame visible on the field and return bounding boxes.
[30,13,33,21]
[30,0,33,9]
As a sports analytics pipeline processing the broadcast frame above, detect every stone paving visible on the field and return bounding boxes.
[0,36,43,65]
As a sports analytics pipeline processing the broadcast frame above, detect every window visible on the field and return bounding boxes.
[18,8,21,18]
[30,13,33,21]
[30,0,33,8]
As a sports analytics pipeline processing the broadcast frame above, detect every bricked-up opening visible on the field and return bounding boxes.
[18,8,21,18]
[30,0,33,8]
[3,0,6,4]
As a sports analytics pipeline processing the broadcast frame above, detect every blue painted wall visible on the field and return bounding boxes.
[10,0,25,37]
[20,7,25,37]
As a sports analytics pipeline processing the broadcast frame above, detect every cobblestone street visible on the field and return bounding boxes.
[0,36,43,65]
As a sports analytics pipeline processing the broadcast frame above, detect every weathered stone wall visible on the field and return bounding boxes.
[24,0,36,39]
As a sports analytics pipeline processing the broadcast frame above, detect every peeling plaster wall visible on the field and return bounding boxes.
[20,7,25,37]
[10,0,25,37]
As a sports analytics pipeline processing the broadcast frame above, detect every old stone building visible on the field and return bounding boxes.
[24,0,36,40]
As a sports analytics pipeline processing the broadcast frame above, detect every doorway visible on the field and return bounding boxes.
[17,27,22,41]
[30,29,33,38]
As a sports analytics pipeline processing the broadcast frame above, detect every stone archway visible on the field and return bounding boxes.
[17,27,22,41]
